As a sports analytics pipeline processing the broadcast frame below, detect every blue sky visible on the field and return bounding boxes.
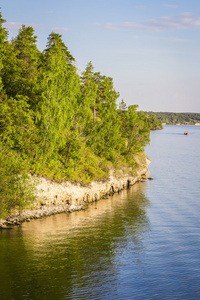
[1,0,200,112]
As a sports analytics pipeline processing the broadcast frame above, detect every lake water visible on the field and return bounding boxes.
[1,125,200,299]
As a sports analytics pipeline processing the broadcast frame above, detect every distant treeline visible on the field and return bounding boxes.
[0,10,161,217]
[146,112,200,125]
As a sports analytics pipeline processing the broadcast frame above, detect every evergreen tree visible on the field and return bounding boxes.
[36,33,79,159]
[118,99,127,113]
[79,62,98,135]
[87,73,122,161]
[0,94,36,158]
[2,25,41,108]
[0,9,8,92]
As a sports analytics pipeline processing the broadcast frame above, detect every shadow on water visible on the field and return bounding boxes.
[0,182,150,300]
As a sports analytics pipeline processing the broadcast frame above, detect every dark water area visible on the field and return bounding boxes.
[1,125,200,299]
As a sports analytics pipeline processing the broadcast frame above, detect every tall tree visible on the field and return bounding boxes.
[86,73,122,161]
[79,62,98,136]
[118,99,127,113]
[0,10,8,92]
[2,25,41,108]
[121,106,150,158]
[36,33,80,158]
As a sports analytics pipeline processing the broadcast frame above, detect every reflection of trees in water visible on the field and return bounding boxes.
[0,183,150,299]
[0,226,69,299]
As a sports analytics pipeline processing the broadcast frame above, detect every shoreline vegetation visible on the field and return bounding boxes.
[0,154,150,228]
[146,112,200,125]
[0,9,158,224]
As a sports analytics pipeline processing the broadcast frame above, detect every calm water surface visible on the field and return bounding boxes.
[0,125,200,299]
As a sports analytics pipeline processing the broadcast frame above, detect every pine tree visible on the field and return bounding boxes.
[86,73,122,161]
[36,33,80,159]
[2,25,41,109]
[118,99,127,113]
[0,10,8,92]
[79,62,98,135]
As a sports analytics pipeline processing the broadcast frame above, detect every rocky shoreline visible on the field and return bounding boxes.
[0,204,83,229]
[0,155,150,229]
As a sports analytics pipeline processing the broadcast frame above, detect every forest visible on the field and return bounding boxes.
[146,112,200,125]
[0,10,158,217]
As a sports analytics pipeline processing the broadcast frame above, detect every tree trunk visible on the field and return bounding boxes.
[93,105,96,123]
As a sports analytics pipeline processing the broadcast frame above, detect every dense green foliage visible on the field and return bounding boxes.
[146,112,200,125]
[0,9,157,217]
[0,10,7,92]
[145,113,163,130]
[0,146,36,218]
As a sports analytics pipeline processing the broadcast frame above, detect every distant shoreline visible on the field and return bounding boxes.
[162,123,200,126]
[146,112,200,126]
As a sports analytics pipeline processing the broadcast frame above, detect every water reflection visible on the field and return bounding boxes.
[0,182,150,299]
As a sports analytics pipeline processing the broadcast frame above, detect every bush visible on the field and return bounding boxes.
[0,145,36,218]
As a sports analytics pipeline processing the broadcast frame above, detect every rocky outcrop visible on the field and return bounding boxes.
[0,155,150,228]
[35,166,149,207]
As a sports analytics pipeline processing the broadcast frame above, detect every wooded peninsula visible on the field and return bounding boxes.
[0,10,161,218]
[146,112,200,125]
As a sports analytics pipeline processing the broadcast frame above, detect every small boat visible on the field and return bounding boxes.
[184,132,188,135]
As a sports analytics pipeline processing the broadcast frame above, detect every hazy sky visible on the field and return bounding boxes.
[1,0,200,112]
